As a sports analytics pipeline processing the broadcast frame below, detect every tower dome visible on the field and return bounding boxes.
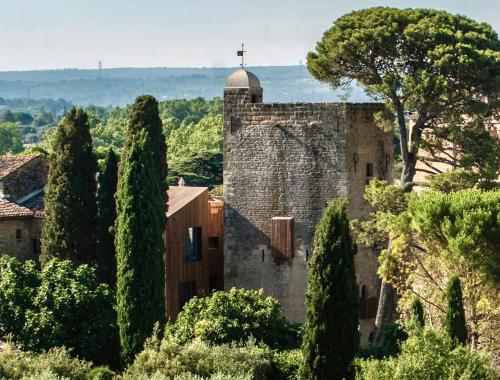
[225,69,261,88]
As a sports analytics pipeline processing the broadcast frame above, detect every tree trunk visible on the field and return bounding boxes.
[373,280,399,346]
[373,103,426,346]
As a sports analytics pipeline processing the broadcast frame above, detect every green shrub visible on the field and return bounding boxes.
[22,259,118,366]
[0,344,91,380]
[355,328,495,380]
[127,373,251,380]
[122,334,273,380]
[0,256,118,367]
[168,288,299,350]
[0,255,39,339]
[271,350,301,380]
[85,366,116,380]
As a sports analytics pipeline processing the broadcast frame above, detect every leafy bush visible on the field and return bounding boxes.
[122,334,272,380]
[0,256,118,366]
[23,259,118,365]
[168,288,299,350]
[270,350,301,380]
[125,373,251,380]
[0,255,39,339]
[355,328,495,379]
[85,366,116,380]
[0,344,91,380]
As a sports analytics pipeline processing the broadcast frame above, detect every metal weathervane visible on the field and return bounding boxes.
[237,43,246,68]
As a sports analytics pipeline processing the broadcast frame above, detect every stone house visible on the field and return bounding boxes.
[0,153,48,261]
[223,69,393,345]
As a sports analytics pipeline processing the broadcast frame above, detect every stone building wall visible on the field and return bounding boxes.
[2,156,48,201]
[224,101,351,321]
[224,95,392,317]
[0,218,43,261]
[345,106,393,344]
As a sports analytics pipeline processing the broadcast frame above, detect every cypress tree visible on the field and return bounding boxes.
[115,95,167,365]
[445,275,468,346]
[97,148,118,287]
[300,199,359,380]
[40,108,97,265]
[410,296,425,327]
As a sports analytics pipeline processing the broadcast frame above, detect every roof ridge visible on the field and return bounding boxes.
[0,153,43,180]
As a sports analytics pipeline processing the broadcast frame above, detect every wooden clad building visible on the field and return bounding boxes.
[164,186,224,319]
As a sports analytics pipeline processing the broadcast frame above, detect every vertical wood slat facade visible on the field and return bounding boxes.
[208,199,224,291]
[271,217,294,258]
[164,187,210,319]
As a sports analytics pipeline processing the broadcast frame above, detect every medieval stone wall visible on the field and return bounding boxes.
[0,218,43,261]
[223,77,393,345]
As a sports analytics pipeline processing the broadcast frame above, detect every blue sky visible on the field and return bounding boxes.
[1,0,499,71]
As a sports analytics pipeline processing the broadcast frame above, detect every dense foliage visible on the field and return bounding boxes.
[356,182,500,353]
[115,95,167,365]
[88,97,223,188]
[445,275,468,346]
[41,108,98,265]
[97,148,119,287]
[0,122,23,154]
[0,256,39,339]
[0,345,93,380]
[123,335,273,380]
[355,328,495,380]
[168,288,299,350]
[300,199,359,380]
[0,256,117,366]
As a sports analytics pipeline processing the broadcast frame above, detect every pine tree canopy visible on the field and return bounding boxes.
[300,199,359,380]
[40,107,98,265]
[115,95,167,365]
[307,7,500,190]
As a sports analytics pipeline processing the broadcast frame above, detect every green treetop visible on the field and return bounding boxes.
[0,122,23,155]
[115,95,167,365]
[40,108,98,265]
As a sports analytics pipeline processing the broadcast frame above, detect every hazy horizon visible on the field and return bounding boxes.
[0,64,304,73]
[1,0,499,71]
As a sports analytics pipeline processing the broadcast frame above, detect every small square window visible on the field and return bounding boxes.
[184,227,202,261]
[15,229,22,241]
[208,237,219,249]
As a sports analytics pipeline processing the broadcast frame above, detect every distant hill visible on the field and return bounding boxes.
[0,66,371,107]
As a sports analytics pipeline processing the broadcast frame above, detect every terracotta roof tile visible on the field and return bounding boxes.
[0,198,34,218]
[0,154,42,180]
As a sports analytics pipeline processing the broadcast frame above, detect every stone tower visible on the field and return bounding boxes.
[223,69,393,346]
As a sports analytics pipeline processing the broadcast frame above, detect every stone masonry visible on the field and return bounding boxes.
[223,69,393,346]
[0,154,48,261]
